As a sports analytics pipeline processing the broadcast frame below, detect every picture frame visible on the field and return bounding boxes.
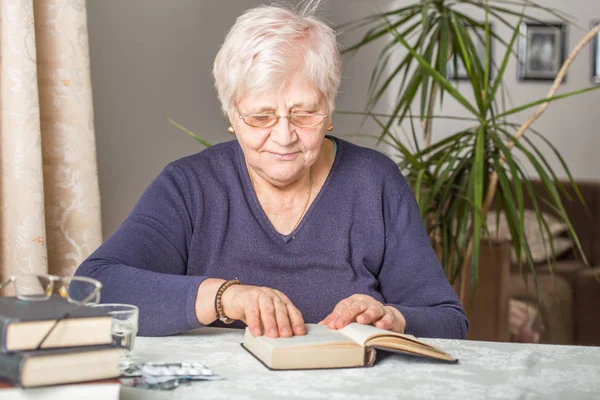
[592,21,600,84]
[518,22,567,81]
[447,24,494,81]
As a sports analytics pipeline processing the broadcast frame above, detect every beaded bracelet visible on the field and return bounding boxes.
[214,278,240,324]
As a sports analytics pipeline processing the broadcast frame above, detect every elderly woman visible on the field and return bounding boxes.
[76,2,467,340]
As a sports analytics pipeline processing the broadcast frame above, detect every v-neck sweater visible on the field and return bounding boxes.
[76,137,467,339]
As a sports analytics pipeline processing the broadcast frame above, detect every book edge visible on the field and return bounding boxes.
[240,343,368,371]
[4,317,113,352]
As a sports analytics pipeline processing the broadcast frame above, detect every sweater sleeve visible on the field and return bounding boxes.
[75,165,206,336]
[379,186,468,339]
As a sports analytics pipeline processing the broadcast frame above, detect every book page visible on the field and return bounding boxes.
[339,323,456,362]
[252,324,357,349]
[339,323,417,346]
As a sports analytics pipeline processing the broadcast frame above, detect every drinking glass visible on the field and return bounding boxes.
[93,303,139,352]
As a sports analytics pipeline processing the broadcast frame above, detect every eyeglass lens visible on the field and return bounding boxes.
[13,275,52,301]
[66,278,100,304]
[242,114,325,128]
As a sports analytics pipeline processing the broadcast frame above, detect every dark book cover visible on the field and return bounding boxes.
[0,344,123,388]
[0,295,112,352]
[0,295,109,322]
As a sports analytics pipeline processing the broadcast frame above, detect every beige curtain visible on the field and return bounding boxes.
[0,0,102,294]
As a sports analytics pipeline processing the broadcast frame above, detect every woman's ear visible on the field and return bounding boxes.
[325,115,333,132]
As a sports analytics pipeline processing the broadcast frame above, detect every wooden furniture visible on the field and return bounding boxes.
[473,181,600,345]
[463,242,511,342]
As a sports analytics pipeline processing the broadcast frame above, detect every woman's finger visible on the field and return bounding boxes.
[335,301,368,329]
[273,296,293,337]
[258,294,279,338]
[286,302,306,335]
[356,304,386,325]
[318,313,334,325]
[269,291,304,335]
[243,301,262,337]
[326,298,353,329]
[374,312,395,330]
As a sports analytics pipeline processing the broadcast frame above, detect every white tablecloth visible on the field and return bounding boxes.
[121,327,600,400]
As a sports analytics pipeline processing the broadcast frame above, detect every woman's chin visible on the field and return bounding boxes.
[261,167,307,187]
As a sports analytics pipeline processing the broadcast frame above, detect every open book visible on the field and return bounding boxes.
[242,323,457,370]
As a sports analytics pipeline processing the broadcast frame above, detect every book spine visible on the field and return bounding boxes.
[0,351,22,387]
[0,317,10,353]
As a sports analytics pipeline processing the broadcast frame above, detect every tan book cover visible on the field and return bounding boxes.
[0,296,113,352]
[0,345,124,388]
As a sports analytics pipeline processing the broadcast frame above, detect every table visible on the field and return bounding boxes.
[121,327,600,400]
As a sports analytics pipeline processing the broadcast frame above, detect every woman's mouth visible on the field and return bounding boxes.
[270,152,298,161]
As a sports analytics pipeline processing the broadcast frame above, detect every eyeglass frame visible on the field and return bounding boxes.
[0,273,102,304]
[237,111,329,128]
[0,273,103,350]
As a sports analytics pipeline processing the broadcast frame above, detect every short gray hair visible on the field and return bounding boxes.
[213,1,341,117]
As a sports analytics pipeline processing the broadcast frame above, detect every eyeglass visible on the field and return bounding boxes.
[238,112,328,128]
[0,274,102,304]
[0,274,103,349]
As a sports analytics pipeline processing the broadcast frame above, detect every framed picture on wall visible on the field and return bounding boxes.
[447,24,494,81]
[518,22,567,81]
[592,21,600,84]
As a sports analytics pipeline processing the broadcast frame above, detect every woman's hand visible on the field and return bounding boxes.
[221,284,305,338]
[319,294,406,333]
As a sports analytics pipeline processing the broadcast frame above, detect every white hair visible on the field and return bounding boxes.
[213,0,341,117]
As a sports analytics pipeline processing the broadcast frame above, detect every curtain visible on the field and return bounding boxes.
[0,0,102,294]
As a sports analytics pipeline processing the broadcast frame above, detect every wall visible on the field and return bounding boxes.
[87,0,600,238]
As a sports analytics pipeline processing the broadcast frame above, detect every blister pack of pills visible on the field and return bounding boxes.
[120,361,223,390]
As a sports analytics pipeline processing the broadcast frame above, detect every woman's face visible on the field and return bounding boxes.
[230,73,330,188]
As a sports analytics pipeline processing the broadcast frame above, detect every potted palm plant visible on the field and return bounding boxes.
[336,1,600,304]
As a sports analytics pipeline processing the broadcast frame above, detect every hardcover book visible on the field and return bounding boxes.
[0,296,113,352]
[0,345,124,388]
[242,323,457,370]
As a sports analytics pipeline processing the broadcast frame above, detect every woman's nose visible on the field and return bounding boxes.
[270,116,296,146]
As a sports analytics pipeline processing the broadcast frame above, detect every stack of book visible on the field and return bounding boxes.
[0,295,124,390]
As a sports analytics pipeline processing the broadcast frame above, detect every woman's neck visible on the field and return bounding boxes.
[248,138,334,234]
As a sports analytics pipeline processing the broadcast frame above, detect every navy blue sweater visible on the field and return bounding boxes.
[76,137,467,338]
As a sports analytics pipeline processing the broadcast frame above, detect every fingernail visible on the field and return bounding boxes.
[253,328,262,336]
[281,327,290,335]
[339,319,346,325]
[269,328,277,336]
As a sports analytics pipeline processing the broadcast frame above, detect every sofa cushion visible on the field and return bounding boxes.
[486,210,573,263]
[521,181,600,266]
[527,259,586,283]
[509,273,573,344]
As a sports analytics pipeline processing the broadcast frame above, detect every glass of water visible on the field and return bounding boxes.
[93,303,139,352]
